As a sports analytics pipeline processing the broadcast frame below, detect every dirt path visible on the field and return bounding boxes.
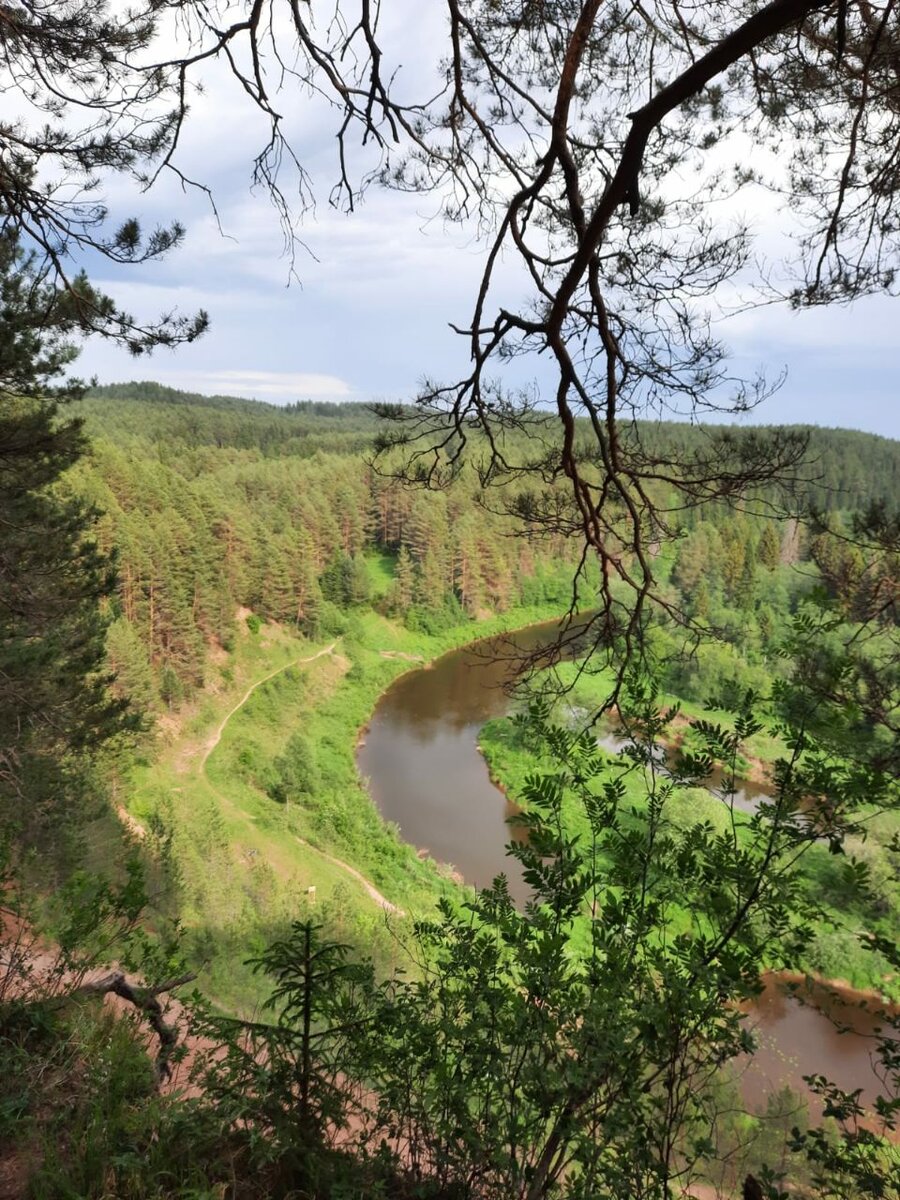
[378,650,425,663]
[117,804,402,916]
[117,805,147,841]
[199,641,338,773]
[130,637,404,917]
[294,837,404,916]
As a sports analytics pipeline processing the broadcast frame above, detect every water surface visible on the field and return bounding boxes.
[357,618,895,1115]
[358,620,569,903]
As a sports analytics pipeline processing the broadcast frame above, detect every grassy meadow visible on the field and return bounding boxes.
[124,577,566,1012]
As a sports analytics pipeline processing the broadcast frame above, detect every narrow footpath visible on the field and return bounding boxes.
[199,641,338,773]
[120,639,403,915]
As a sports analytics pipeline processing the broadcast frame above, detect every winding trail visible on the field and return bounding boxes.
[294,837,404,916]
[191,639,403,916]
[199,641,338,773]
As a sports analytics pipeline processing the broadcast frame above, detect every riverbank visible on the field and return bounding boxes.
[123,601,568,1013]
[476,672,900,1003]
[355,618,899,1188]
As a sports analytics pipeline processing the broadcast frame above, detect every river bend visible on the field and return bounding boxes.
[357,619,894,1114]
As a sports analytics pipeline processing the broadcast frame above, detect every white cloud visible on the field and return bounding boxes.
[726,291,900,356]
[149,368,355,400]
[87,277,272,314]
[56,4,900,438]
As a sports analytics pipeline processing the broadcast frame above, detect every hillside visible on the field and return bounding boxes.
[3,382,897,1199]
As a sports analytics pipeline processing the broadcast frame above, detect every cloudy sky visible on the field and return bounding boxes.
[74,11,899,440]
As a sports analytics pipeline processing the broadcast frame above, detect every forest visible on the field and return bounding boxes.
[3,0,900,1197]
[73,384,899,716]
[1,375,898,1198]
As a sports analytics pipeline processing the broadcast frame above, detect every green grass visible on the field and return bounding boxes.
[125,600,567,1013]
[363,549,397,598]
[479,704,900,1001]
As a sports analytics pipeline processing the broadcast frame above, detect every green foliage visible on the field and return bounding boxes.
[320,552,371,608]
[191,666,889,1198]
[269,732,320,806]
[405,592,468,634]
[158,663,184,709]
[73,388,591,709]
[200,920,379,1192]
[56,384,900,727]
[2,998,250,1200]
[0,234,135,847]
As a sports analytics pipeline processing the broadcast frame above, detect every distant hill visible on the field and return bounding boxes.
[87,379,377,419]
[83,381,381,459]
[85,381,900,511]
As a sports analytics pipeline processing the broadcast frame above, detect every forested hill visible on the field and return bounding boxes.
[87,380,377,418]
[801,425,900,508]
[86,382,899,506]
[84,381,381,458]
[634,420,900,513]
[73,384,900,711]
[74,386,579,710]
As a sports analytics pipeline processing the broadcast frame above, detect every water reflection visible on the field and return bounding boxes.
[357,623,561,903]
[357,619,895,1117]
[594,725,775,815]
[740,976,893,1116]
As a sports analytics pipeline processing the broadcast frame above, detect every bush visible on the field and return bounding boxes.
[316,600,350,636]
[268,733,320,806]
[405,594,468,636]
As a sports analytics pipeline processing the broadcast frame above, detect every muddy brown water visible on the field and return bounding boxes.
[358,618,573,904]
[357,618,896,1116]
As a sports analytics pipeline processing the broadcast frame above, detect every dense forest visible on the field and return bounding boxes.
[75,383,900,713]
[2,379,899,1198]
[4,0,900,1192]
[76,384,579,709]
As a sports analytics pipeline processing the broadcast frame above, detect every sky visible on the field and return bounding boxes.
[73,9,899,441]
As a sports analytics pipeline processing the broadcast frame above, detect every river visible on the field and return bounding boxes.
[357,618,894,1116]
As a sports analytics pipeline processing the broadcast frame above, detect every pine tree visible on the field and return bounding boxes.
[758,523,782,571]
[0,232,131,836]
[389,544,415,615]
[294,555,324,636]
[692,577,711,622]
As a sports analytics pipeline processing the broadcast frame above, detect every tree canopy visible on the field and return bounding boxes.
[4,0,898,645]
[0,233,132,843]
